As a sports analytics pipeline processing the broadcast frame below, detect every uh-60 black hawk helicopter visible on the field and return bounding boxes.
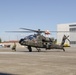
[7,28,70,52]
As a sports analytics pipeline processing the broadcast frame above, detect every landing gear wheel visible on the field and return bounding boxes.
[28,46,32,52]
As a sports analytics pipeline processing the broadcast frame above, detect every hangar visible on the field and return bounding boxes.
[57,23,76,47]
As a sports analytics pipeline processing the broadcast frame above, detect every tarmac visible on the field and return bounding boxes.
[0,47,76,75]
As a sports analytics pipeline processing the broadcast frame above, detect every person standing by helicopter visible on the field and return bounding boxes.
[12,42,16,51]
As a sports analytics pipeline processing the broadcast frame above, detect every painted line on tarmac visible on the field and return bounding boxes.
[0,52,26,54]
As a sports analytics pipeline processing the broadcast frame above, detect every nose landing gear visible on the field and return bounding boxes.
[28,46,32,52]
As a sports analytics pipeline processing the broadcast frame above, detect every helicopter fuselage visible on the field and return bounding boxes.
[19,34,66,52]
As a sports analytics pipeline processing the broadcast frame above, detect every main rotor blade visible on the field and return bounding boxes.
[20,28,45,33]
[49,31,76,33]
[5,31,33,33]
[20,28,36,32]
[20,28,76,33]
[6,30,76,33]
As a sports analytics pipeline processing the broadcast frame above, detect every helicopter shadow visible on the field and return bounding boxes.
[18,49,63,53]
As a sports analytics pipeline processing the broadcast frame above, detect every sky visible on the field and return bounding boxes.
[0,0,76,41]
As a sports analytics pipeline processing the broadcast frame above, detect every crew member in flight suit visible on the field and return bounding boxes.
[12,42,16,51]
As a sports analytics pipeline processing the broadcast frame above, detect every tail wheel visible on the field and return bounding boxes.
[28,46,32,52]
[62,48,65,52]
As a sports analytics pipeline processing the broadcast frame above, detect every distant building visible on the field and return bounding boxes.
[57,23,76,47]
[1,40,23,48]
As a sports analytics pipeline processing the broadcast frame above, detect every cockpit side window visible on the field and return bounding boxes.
[24,35,37,40]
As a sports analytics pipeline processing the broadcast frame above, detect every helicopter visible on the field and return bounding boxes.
[6,28,70,52]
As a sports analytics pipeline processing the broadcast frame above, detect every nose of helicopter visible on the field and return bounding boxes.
[19,39,24,45]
